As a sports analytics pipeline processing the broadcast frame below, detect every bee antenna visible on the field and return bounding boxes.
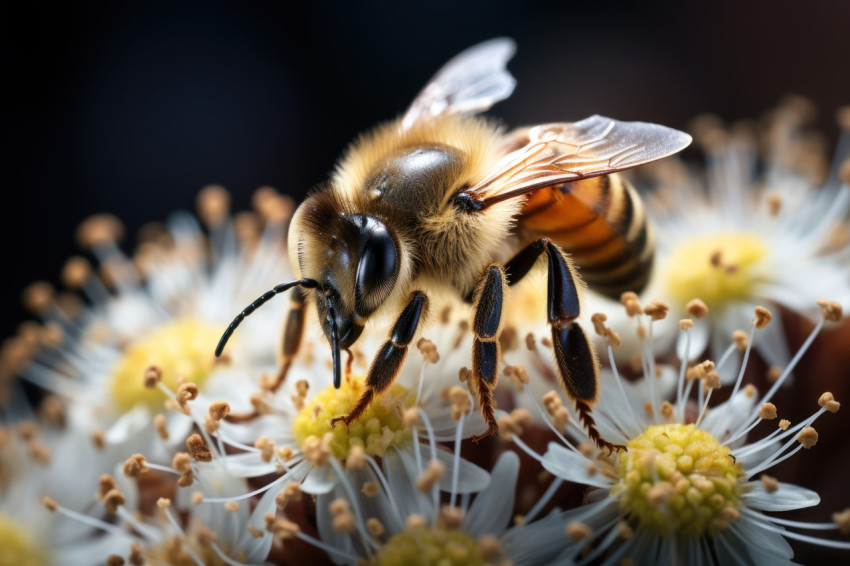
[215,278,318,357]
[325,295,342,389]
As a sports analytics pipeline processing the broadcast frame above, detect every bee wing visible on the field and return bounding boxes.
[401,37,516,130]
[467,115,692,205]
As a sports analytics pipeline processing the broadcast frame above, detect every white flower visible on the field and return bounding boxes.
[645,101,850,380]
[507,300,850,564]
[7,186,295,456]
[0,420,133,566]
[307,451,570,565]
[195,309,492,505]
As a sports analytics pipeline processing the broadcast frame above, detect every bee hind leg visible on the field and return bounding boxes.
[505,238,625,453]
[330,291,429,428]
[469,265,508,442]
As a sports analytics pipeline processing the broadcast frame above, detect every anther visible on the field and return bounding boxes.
[43,496,58,511]
[176,382,199,408]
[197,185,231,227]
[416,459,446,493]
[225,501,239,513]
[61,256,92,289]
[346,445,365,469]
[660,401,674,421]
[367,517,385,536]
[643,300,669,321]
[525,332,537,351]
[362,482,379,497]
[22,281,54,314]
[103,488,126,513]
[779,419,791,431]
[192,492,204,504]
[647,482,674,507]
[143,366,162,389]
[817,299,843,322]
[833,508,850,535]
[758,403,778,420]
[157,497,171,509]
[98,474,117,498]
[271,518,300,539]
[504,365,530,388]
[154,414,169,440]
[208,401,230,421]
[679,318,694,330]
[753,306,772,329]
[766,193,783,216]
[186,433,214,462]
[566,521,593,541]
[107,555,125,566]
[91,430,106,450]
[616,521,634,539]
[478,535,501,559]
[252,437,274,463]
[732,330,748,351]
[818,392,840,413]
[797,426,818,449]
[686,298,709,318]
[416,338,440,363]
[123,454,150,478]
[76,214,124,248]
[760,475,779,493]
[439,505,464,529]
[128,543,144,566]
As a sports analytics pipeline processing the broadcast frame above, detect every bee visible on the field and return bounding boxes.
[216,38,691,450]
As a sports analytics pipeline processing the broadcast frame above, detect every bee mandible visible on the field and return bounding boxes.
[215,38,691,450]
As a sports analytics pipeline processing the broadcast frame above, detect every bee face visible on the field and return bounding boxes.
[291,192,401,349]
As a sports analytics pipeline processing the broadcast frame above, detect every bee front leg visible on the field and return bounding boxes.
[505,238,624,453]
[469,265,508,442]
[330,291,429,428]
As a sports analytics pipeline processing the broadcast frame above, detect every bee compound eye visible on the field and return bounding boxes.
[354,223,398,314]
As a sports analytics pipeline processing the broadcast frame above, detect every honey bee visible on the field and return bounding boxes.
[216,38,691,450]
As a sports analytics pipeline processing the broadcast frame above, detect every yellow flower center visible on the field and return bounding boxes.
[664,232,768,308]
[109,319,222,412]
[0,514,47,566]
[293,376,414,461]
[374,527,483,566]
[612,424,742,537]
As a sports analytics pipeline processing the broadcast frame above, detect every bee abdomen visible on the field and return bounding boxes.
[517,174,654,299]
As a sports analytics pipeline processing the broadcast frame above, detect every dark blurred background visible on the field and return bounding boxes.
[2,0,849,560]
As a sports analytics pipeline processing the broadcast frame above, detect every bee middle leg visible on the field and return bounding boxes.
[330,291,429,428]
[469,264,508,442]
[504,237,625,453]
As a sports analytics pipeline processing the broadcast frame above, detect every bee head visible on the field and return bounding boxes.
[290,191,402,357]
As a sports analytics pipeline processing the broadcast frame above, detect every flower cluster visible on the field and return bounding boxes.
[1,101,849,566]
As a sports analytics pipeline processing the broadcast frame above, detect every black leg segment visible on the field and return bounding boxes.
[502,238,623,453]
[470,265,507,441]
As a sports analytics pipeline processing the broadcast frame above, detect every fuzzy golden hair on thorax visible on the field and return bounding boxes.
[331,114,505,206]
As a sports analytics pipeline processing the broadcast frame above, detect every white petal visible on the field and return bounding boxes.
[541,442,613,489]
[742,481,820,511]
[219,452,280,478]
[463,452,518,538]
[413,442,490,494]
[677,318,709,362]
[316,488,357,565]
[715,525,797,566]
[728,515,793,559]
[300,464,337,495]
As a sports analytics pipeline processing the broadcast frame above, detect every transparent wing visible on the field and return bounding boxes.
[468,115,692,205]
[401,37,516,130]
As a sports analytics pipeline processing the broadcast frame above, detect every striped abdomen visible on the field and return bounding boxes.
[516,173,654,299]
